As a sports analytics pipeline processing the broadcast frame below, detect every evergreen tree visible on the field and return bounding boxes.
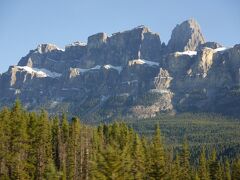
[141,136,151,179]
[224,160,231,180]
[180,139,191,180]
[26,112,39,179]
[0,108,10,179]
[149,124,166,179]
[209,149,221,180]
[8,100,29,179]
[131,134,145,180]
[232,158,240,180]
[59,113,69,180]
[198,147,209,180]
[44,159,62,180]
[35,110,53,179]
[92,144,125,180]
[67,117,81,180]
[51,117,61,170]
[169,153,181,180]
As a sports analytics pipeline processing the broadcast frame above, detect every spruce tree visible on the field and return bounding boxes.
[67,117,81,180]
[180,139,191,180]
[224,160,231,180]
[170,153,181,180]
[209,149,221,180]
[198,147,209,180]
[51,116,61,170]
[8,100,29,179]
[149,124,166,179]
[0,108,10,179]
[60,113,69,180]
[131,134,145,180]
[92,144,124,180]
[232,158,240,180]
[35,110,53,179]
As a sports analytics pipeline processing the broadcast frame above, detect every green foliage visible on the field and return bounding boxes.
[0,101,240,179]
[149,124,166,179]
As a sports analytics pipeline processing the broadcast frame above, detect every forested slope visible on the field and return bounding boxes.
[0,101,240,179]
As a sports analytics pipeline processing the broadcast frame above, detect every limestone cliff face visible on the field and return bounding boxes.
[0,19,240,120]
[167,19,205,52]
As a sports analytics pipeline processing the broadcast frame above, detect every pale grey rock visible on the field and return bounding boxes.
[167,19,205,52]
[0,21,240,120]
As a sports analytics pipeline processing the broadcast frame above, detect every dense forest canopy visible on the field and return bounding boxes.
[0,101,240,179]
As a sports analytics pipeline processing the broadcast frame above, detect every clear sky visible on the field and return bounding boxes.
[0,0,239,73]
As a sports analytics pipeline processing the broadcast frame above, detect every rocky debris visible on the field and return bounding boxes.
[167,19,205,52]
[130,91,173,118]
[154,68,172,89]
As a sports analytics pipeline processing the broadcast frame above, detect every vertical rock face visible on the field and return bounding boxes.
[167,19,205,52]
[87,33,108,49]
[0,20,240,120]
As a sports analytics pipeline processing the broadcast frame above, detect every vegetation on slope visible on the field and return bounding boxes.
[0,101,240,179]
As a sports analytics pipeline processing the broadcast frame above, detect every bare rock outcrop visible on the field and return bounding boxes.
[167,19,205,52]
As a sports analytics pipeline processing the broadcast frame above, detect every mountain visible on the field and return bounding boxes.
[0,19,240,121]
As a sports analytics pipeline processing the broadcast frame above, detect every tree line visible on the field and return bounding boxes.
[0,100,240,179]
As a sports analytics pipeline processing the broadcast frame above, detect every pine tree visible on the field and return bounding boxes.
[169,153,181,180]
[67,117,81,180]
[149,124,166,179]
[120,145,133,180]
[232,158,240,180]
[26,112,39,179]
[92,144,124,180]
[224,160,231,180]
[0,108,10,179]
[8,100,29,179]
[195,172,201,180]
[34,110,53,179]
[131,134,145,180]
[81,125,91,180]
[44,159,62,180]
[59,113,69,180]
[209,149,221,180]
[198,147,209,180]
[179,139,191,180]
[141,136,151,179]
[51,116,61,170]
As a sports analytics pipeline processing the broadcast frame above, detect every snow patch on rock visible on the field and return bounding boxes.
[103,65,123,73]
[175,51,197,56]
[128,59,159,66]
[16,66,62,78]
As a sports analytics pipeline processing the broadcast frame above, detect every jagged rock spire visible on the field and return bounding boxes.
[167,19,205,52]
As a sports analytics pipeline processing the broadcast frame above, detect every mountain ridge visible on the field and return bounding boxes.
[0,19,240,121]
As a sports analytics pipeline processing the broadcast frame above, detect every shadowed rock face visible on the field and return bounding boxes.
[167,19,205,52]
[0,19,240,121]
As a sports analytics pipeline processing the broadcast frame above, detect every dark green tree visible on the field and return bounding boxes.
[131,134,145,180]
[180,139,191,180]
[149,124,166,179]
[232,158,240,180]
[209,149,221,180]
[198,147,209,180]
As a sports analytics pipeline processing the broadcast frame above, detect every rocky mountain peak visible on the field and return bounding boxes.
[37,43,62,53]
[167,19,205,52]
[1,20,239,119]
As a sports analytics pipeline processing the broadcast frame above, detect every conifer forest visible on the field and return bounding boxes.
[0,101,240,180]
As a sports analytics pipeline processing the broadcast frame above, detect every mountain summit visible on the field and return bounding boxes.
[0,19,240,121]
[167,19,205,52]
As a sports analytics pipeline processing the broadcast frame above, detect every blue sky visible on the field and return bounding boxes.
[0,0,239,73]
